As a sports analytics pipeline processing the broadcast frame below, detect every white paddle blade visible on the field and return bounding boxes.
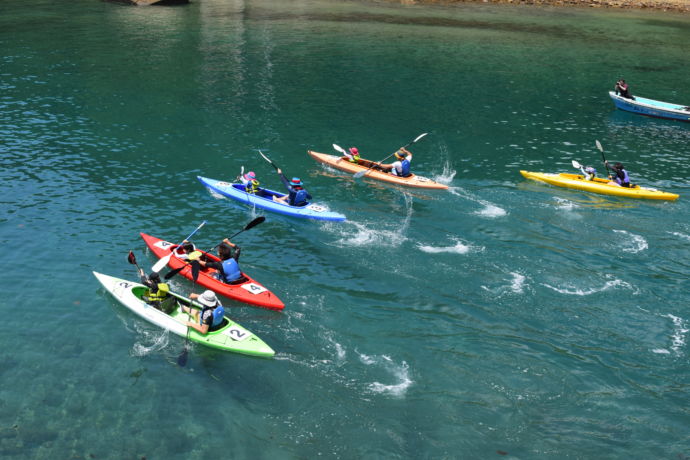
[152,253,172,273]
[353,170,366,179]
[333,144,346,154]
[572,160,582,169]
[413,132,428,143]
[595,140,603,152]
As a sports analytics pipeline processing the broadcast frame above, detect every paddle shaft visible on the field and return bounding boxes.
[354,133,427,179]
[152,221,206,273]
[596,140,612,177]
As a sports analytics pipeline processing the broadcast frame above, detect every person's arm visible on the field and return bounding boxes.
[186,321,209,334]
[275,168,291,190]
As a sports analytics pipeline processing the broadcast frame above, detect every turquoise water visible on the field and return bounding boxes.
[2,0,690,458]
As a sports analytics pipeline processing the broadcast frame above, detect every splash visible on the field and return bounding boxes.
[509,272,526,294]
[613,230,648,253]
[417,239,472,254]
[359,354,413,398]
[542,278,632,295]
[130,325,170,357]
[667,314,688,355]
[448,186,507,218]
[668,231,690,241]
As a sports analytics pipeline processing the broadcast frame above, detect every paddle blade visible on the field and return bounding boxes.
[152,253,172,273]
[245,216,265,231]
[177,346,189,367]
[164,266,185,280]
[572,160,582,169]
[333,144,346,155]
[191,261,201,282]
[127,251,136,265]
[595,140,603,152]
[353,170,367,179]
[413,132,428,143]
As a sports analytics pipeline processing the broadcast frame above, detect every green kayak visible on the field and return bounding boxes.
[93,272,275,358]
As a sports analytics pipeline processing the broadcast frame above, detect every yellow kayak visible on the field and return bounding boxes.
[520,170,679,201]
[307,150,448,190]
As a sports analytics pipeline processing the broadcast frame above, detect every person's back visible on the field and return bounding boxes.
[606,161,631,187]
[218,242,242,283]
[615,80,634,100]
[344,147,361,164]
[139,271,175,313]
[391,149,412,177]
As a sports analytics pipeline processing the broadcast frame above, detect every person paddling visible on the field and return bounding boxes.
[378,147,413,177]
[579,165,597,181]
[272,167,312,206]
[138,269,176,313]
[605,161,631,187]
[181,290,225,335]
[195,238,245,284]
[239,170,262,195]
[343,147,361,164]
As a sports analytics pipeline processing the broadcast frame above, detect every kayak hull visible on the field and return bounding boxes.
[609,91,690,123]
[520,170,679,201]
[197,176,346,222]
[140,233,285,310]
[307,150,448,190]
[93,272,275,358]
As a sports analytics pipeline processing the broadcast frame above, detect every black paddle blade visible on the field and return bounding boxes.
[164,266,185,280]
[177,346,189,367]
[191,260,201,282]
[246,216,265,230]
[127,251,136,265]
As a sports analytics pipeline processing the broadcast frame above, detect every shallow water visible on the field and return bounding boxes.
[1,0,690,458]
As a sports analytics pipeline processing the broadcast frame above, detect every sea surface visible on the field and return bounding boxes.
[1,0,689,458]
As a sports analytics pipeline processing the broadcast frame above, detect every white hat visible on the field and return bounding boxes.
[197,290,218,307]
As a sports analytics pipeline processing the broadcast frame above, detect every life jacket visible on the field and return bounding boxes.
[348,153,360,163]
[394,159,411,177]
[291,188,308,207]
[200,304,225,328]
[145,283,169,302]
[615,169,630,186]
[221,258,242,283]
[186,250,203,261]
[246,179,260,194]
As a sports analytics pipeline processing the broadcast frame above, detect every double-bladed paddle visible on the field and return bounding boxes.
[353,133,428,179]
[151,221,207,273]
[595,140,612,178]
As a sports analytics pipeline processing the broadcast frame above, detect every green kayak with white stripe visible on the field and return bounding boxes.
[93,272,275,358]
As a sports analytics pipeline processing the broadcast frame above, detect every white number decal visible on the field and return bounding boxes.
[308,204,326,212]
[217,181,231,187]
[416,176,430,182]
[227,326,250,341]
[118,281,132,288]
[241,283,267,295]
[154,240,173,249]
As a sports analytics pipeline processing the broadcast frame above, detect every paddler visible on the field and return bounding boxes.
[343,147,361,164]
[181,290,225,334]
[605,161,631,187]
[578,165,597,181]
[239,170,262,195]
[195,238,245,285]
[138,269,176,313]
[378,147,413,177]
[272,167,312,207]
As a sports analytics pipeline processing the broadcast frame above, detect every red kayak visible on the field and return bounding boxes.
[140,233,284,310]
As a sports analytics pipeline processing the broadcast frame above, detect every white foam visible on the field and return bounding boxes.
[542,278,632,296]
[667,314,688,355]
[332,221,408,247]
[613,230,648,253]
[130,326,170,357]
[652,348,670,354]
[448,186,506,218]
[668,231,690,241]
[510,272,526,294]
[360,354,413,397]
[417,239,472,254]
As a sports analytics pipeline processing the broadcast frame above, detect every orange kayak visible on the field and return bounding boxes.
[307,150,448,190]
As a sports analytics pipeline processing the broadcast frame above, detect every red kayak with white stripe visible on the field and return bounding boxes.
[140,233,284,310]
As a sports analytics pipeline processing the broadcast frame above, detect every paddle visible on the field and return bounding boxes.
[151,221,207,273]
[127,250,141,273]
[258,150,279,172]
[353,133,428,179]
[595,140,612,178]
[164,216,266,281]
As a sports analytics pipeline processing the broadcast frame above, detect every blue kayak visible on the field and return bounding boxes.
[197,176,346,222]
[609,91,690,123]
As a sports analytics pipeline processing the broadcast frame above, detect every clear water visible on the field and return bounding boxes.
[1,0,689,458]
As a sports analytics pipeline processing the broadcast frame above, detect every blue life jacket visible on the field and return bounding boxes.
[291,189,308,206]
[399,159,411,177]
[200,305,225,328]
[221,258,242,283]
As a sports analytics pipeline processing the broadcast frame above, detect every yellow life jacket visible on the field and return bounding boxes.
[146,283,170,302]
[246,179,261,194]
[187,250,203,261]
